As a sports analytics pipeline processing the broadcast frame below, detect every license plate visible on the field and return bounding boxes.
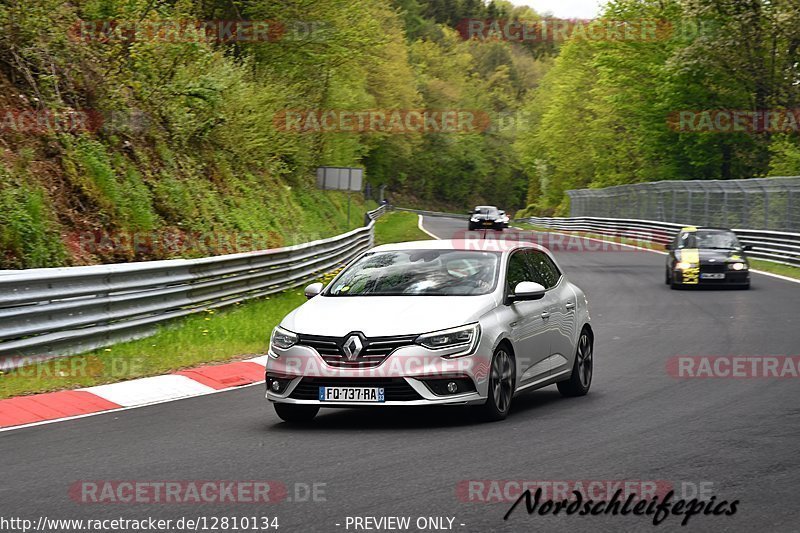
[482,221,492,226]
[701,273,725,279]
[318,387,385,402]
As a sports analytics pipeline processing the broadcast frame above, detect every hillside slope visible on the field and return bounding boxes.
[0,0,554,268]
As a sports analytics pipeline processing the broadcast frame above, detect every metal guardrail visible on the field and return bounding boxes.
[364,203,389,224]
[520,216,800,268]
[0,207,388,369]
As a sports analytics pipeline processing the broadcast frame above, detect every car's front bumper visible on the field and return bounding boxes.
[266,376,485,406]
[265,339,493,407]
[672,268,750,285]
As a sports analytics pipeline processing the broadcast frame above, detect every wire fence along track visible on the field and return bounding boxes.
[521,216,800,268]
[0,207,387,370]
[567,177,800,232]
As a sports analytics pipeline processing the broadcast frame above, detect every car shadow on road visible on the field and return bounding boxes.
[667,284,752,291]
[265,389,567,431]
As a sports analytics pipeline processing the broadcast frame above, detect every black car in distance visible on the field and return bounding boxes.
[665,226,751,289]
[468,205,509,231]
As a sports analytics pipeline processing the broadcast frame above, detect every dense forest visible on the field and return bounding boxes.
[0,0,798,267]
[517,0,800,215]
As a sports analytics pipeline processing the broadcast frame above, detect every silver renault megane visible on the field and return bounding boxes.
[266,239,593,423]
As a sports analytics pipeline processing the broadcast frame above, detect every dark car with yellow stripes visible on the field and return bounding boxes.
[665,227,751,289]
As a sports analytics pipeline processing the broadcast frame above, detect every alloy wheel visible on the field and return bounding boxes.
[577,333,593,388]
[491,349,514,413]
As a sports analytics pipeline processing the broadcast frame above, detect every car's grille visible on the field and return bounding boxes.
[700,264,726,273]
[289,378,423,401]
[297,333,417,368]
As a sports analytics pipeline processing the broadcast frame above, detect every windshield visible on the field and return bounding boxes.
[677,230,741,250]
[474,207,498,216]
[326,250,501,296]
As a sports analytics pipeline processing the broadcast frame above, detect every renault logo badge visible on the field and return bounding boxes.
[342,335,363,361]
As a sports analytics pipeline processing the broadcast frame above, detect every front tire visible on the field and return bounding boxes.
[478,346,515,422]
[274,403,319,423]
[557,330,592,397]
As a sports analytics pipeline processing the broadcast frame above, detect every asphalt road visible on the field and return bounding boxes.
[1,216,799,533]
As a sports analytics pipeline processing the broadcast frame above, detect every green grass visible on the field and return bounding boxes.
[749,258,800,279]
[0,293,307,399]
[373,210,431,245]
[515,222,800,280]
[0,211,430,399]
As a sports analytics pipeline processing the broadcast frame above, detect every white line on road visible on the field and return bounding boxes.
[418,215,440,240]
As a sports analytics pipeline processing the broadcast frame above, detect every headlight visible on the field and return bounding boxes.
[270,326,297,353]
[415,323,480,356]
[470,217,479,222]
[729,262,747,271]
[675,261,696,270]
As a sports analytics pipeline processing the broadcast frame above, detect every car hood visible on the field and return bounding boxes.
[281,294,499,337]
[677,248,746,263]
[472,214,497,220]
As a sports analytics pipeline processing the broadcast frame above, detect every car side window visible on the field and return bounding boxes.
[506,251,534,293]
[676,232,695,249]
[525,251,561,289]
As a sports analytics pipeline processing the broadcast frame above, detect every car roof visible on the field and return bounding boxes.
[371,239,546,254]
[474,205,497,209]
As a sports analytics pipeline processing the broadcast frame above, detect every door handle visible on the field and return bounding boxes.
[565,302,575,310]
[540,312,551,319]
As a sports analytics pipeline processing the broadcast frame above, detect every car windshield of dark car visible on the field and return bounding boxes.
[326,250,500,296]
[677,231,740,250]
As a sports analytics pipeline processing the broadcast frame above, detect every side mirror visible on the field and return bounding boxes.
[499,210,505,215]
[743,245,752,251]
[509,281,546,302]
[304,282,323,299]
